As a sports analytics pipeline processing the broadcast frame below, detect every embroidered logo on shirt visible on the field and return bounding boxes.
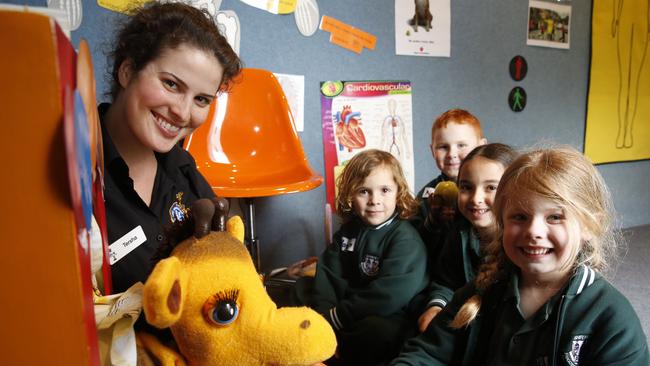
[169,192,188,223]
[360,254,380,276]
[341,236,356,252]
[565,335,588,365]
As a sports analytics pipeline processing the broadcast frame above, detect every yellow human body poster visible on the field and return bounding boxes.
[585,0,650,164]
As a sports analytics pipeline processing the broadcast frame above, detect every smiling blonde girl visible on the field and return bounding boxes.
[393,147,649,365]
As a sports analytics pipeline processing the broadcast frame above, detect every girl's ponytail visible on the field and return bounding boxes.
[450,241,506,328]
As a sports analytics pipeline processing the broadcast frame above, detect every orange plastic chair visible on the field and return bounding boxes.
[184,68,322,269]
[184,68,322,198]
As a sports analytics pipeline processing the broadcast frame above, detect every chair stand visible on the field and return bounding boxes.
[243,198,261,271]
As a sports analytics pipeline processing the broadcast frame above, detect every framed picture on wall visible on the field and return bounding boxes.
[526,0,571,49]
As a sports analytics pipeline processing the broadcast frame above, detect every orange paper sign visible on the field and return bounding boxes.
[319,15,376,54]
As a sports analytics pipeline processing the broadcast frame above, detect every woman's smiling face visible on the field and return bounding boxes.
[119,44,223,153]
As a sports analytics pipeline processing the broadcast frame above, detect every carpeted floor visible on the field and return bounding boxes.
[609,224,650,344]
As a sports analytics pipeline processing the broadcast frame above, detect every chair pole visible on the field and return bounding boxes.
[243,198,261,271]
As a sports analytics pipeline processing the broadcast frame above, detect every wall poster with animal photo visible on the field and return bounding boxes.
[395,0,450,57]
[320,80,415,211]
[584,0,650,164]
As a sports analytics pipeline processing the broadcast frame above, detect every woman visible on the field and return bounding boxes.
[101,2,241,293]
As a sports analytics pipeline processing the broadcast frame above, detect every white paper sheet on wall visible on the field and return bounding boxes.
[274,73,305,132]
[395,0,450,57]
[216,10,241,55]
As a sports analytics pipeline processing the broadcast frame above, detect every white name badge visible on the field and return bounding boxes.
[109,225,147,265]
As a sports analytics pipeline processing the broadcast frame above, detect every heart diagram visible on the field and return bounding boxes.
[334,105,366,152]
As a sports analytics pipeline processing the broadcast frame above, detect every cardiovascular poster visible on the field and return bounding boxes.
[320,80,414,210]
[584,0,650,164]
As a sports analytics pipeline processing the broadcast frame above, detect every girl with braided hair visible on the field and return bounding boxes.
[392,147,649,365]
[416,143,518,333]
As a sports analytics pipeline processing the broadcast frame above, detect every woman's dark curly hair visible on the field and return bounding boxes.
[109,2,241,100]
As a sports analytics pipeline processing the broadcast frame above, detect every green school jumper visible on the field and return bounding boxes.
[311,214,429,365]
[425,218,481,310]
[391,265,650,365]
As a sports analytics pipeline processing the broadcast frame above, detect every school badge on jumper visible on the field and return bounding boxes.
[169,192,189,223]
[565,335,588,365]
[341,236,356,252]
[360,254,380,276]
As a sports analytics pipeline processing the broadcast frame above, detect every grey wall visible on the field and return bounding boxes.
[6,0,649,272]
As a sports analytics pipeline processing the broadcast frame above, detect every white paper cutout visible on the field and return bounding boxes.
[216,10,241,55]
[239,0,295,14]
[164,1,239,55]
[295,0,319,36]
[239,0,266,11]
[47,0,82,31]
[274,73,305,132]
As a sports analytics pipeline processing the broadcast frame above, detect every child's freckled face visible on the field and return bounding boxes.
[431,122,484,179]
[352,166,398,226]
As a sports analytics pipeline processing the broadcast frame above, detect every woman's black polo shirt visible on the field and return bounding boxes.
[99,104,215,293]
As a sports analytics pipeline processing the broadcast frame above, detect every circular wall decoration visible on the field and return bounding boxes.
[508,86,527,112]
[509,55,528,81]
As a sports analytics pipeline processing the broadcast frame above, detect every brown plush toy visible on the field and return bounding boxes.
[425,181,459,227]
[138,198,337,366]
